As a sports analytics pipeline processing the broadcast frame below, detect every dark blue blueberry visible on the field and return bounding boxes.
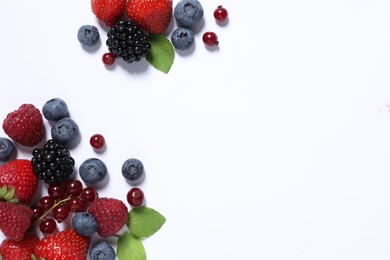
[79,158,107,184]
[71,212,97,236]
[42,98,68,121]
[174,0,204,29]
[0,137,15,163]
[89,241,116,260]
[121,158,144,185]
[77,25,100,47]
[171,27,194,51]
[51,118,80,146]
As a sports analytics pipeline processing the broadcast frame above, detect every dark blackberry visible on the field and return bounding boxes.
[106,20,151,63]
[31,139,75,184]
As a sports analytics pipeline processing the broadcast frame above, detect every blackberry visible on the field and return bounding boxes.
[106,20,151,63]
[31,139,75,184]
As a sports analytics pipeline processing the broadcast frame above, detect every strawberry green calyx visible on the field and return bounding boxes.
[0,184,19,204]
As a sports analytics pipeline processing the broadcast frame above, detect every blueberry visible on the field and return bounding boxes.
[0,137,15,163]
[171,27,194,51]
[174,0,204,29]
[51,118,80,146]
[89,241,116,260]
[79,158,107,184]
[121,158,144,184]
[42,98,68,121]
[72,212,97,236]
[77,25,100,47]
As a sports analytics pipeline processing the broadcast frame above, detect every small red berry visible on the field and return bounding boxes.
[127,187,144,207]
[202,32,219,47]
[90,134,105,149]
[102,52,115,65]
[214,5,228,22]
[39,218,57,234]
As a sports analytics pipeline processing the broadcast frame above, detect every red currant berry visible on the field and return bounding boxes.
[52,205,70,222]
[80,187,98,203]
[214,5,228,22]
[68,197,85,212]
[202,32,219,46]
[127,187,144,207]
[90,134,105,149]
[102,52,115,66]
[66,179,83,197]
[38,196,55,211]
[31,205,44,221]
[39,218,57,234]
[48,182,66,200]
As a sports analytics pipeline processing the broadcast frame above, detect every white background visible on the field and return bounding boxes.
[1,0,390,259]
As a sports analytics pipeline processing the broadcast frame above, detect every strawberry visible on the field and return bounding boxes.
[0,233,39,260]
[91,0,126,27]
[2,104,45,147]
[0,159,38,204]
[0,201,33,241]
[88,197,128,237]
[34,229,90,260]
[126,0,173,34]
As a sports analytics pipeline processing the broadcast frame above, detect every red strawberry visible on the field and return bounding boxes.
[0,202,33,241]
[34,229,90,260]
[0,233,39,260]
[126,0,173,34]
[2,104,45,147]
[88,197,128,237]
[91,0,126,27]
[0,159,38,204]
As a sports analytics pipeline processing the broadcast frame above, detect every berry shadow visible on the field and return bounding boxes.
[83,170,110,190]
[124,169,146,186]
[80,40,101,53]
[174,41,196,56]
[117,58,150,74]
[216,18,229,27]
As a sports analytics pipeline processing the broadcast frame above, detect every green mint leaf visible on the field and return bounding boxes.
[146,34,174,74]
[127,207,166,238]
[117,232,146,260]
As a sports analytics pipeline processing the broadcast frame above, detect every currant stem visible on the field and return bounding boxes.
[38,195,72,221]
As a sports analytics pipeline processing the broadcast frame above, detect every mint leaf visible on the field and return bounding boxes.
[127,207,166,238]
[117,232,146,260]
[146,34,174,74]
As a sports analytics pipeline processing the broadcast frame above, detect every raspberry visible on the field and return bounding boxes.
[2,104,45,147]
[87,197,128,237]
[106,20,151,63]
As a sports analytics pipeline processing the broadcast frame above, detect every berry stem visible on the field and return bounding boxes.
[38,195,72,221]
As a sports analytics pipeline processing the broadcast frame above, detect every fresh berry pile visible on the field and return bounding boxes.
[77,0,229,73]
[0,98,165,260]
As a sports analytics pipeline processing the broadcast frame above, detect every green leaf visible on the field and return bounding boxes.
[4,187,15,201]
[127,207,166,238]
[146,34,174,74]
[117,232,146,260]
[0,185,7,198]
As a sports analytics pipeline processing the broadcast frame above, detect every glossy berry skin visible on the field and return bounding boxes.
[77,25,100,47]
[171,27,194,51]
[51,118,80,146]
[66,179,83,197]
[38,196,55,211]
[90,134,105,149]
[0,137,15,163]
[174,0,204,28]
[68,197,85,212]
[80,187,98,203]
[127,187,144,207]
[214,5,228,22]
[40,218,57,234]
[72,212,98,237]
[202,32,219,46]
[89,241,116,260]
[121,158,144,185]
[42,98,69,121]
[102,53,115,65]
[53,205,70,223]
[79,158,107,184]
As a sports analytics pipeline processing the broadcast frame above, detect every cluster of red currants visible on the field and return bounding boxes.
[31,179,98,234]
[202,5,229,47]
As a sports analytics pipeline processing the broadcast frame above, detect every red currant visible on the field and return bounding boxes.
[102,53,115,66]
[90,134,105,149]
[66,179,83,197]
[214,5,228,22]
[48,182,66,200]
[38,196,55,211]
[39,218,57,234]
[68,197,85,212]
[31,205,44,221]
[52,204,70,222]
[127,187,144,207]
[202,32,219,46]
[80,187,98,203]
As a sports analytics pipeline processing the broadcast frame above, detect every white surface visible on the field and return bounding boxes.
[1,0,390,259]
